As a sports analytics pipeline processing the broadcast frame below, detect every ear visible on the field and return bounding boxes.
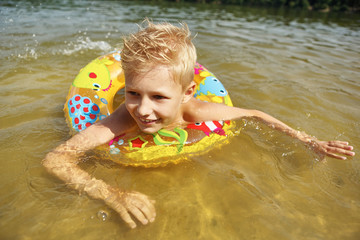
[182,81,196,103]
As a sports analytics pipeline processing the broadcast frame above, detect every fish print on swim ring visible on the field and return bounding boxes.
[195,76,228,97]
[67,94,100,131]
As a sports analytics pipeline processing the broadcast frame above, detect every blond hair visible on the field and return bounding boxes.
[121,19,197,89]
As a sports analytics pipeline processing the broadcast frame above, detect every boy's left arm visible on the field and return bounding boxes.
[186,99,355,160]
[247,110,354,160]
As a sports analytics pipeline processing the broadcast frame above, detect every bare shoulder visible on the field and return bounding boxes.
[182,98,226,122]
[182,98,206,123]
[95,104,136,136]
[182,98,252,123]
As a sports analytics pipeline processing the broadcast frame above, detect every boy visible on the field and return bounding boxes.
[43,20,355,229]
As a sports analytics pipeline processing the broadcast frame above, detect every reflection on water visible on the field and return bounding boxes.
[0,0,359,239]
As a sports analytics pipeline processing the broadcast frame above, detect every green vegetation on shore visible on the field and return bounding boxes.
[158,0,360,12]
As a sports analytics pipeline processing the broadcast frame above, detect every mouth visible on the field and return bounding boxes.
[138,117,160,125]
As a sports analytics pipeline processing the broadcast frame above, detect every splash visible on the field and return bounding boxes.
[62,37,112,56]
[11,36,112,60]
[17,46,39,59]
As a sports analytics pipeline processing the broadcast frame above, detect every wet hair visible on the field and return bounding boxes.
[121,19,197,90]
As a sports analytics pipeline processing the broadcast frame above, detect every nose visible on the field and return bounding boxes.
[137,96,152,116]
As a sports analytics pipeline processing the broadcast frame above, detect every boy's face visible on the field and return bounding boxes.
[125,66,186,134]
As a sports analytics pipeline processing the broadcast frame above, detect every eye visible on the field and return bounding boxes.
[127,91,139,96]
[153,95,166,100]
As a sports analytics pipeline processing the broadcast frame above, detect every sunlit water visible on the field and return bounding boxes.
[1,0,359,239]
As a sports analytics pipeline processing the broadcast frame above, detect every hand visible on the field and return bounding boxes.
[312,140,355,160]
[104,188,156,228]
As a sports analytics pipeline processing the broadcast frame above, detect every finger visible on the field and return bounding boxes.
[343,150,355,157]
[326,152,347,160]
[113,204,137,229]
[328,141,353,150]
[128,205,149,225]
[327,146,355,157]
[131,192,156,218]
[132,198,156,223]
[325,146,354,160]
[329,141,349,146]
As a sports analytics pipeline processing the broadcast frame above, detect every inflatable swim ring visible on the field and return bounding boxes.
[64,51,235,167]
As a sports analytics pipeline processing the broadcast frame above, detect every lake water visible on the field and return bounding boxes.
[1,0,359,239]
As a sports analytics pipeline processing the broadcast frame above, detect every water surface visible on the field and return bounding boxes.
[0,0,359,239]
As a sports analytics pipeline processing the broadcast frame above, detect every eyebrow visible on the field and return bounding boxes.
[149,90,171,98]
[125,86,171,97]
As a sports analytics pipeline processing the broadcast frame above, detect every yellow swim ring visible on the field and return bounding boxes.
[64,51,235,167]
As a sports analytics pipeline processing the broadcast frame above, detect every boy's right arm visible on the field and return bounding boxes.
[42,104,156,228]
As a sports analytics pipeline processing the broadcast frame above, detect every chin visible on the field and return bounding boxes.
[141,129,157,134]
[138,125,162,134]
